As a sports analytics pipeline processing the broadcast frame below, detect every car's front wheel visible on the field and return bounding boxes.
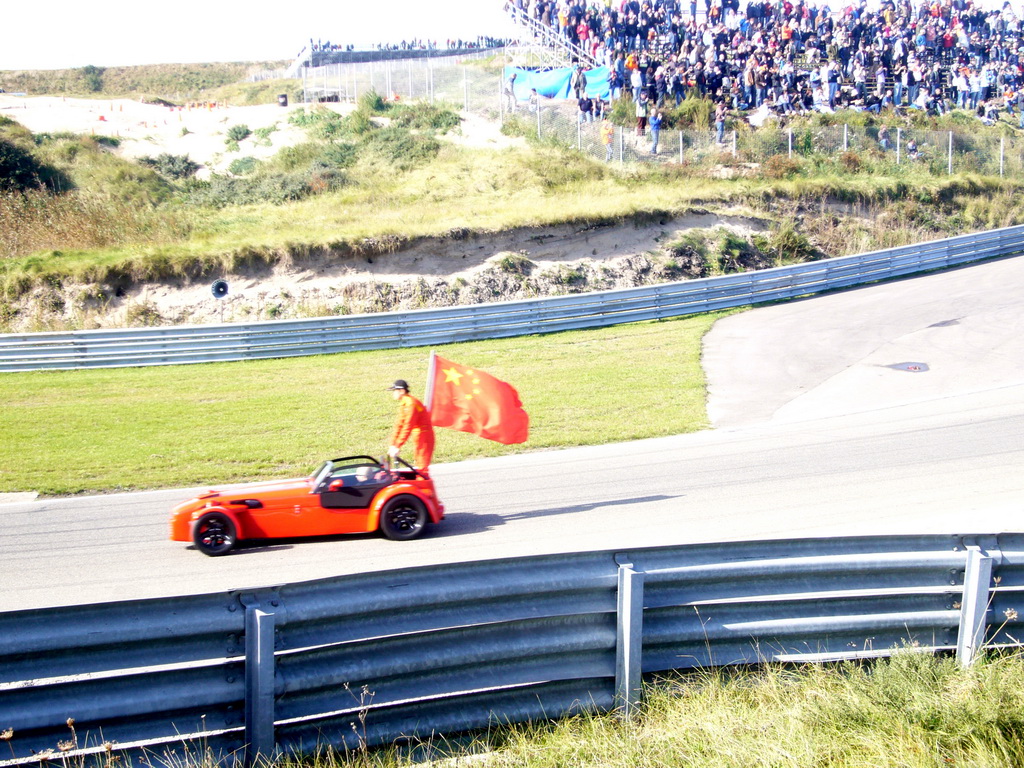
[193,511,237,556]
[379,496,428,541]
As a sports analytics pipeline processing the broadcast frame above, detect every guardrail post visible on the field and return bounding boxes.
[243,593,278,766]
[956,546,994,667]
[615,555,644,715]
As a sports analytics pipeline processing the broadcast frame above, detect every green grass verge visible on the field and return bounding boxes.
[203,651,1024,767]
[451,651,1024,768]
[0,312,727,495]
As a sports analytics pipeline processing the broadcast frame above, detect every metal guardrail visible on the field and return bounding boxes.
[2,226,1023,373]
[1,533,1021,766]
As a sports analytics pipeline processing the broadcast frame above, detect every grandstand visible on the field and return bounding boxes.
[501,0,1024,120]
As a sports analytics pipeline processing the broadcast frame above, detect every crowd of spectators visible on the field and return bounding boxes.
[510,0,1024,132]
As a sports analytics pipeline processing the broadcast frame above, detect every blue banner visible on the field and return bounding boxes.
[583,65,611,102]
[504,66,572,101]
[504,65,612,103]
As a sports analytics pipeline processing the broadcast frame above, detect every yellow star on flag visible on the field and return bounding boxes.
[442,367,464,385]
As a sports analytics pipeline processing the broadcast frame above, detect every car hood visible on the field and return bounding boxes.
[172,476,313,511]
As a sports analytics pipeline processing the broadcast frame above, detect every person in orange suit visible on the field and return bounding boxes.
[387,379,435,471]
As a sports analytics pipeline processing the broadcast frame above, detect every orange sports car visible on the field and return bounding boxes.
[169,455,444,556]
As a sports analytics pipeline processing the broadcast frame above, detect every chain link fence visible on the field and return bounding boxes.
[299,53,1024,177]
[301,52,500,112]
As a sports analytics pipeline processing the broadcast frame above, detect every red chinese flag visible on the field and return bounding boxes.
[427,354,529,444]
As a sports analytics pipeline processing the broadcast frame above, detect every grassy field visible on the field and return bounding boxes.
[0,312,724,495]
[0,62,288,101]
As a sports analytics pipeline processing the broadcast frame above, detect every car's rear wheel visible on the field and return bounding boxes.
[193,511,237,556]
[379,496,428,541]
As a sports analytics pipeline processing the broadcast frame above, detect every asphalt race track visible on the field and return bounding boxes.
[2,255,1022,613]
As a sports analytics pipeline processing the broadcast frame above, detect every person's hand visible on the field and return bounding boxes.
[388,445,400,458]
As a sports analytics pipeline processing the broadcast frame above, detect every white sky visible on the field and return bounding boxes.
[2,1,518,71]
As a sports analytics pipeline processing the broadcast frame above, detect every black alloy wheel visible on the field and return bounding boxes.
[193,511,237,556]
[379,496,428,541]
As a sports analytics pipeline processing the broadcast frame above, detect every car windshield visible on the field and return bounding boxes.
[310,461,334,489]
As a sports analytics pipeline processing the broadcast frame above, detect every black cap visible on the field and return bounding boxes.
[387,380,409,391]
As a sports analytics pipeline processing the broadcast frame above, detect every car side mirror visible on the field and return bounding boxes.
[328,479,345,491]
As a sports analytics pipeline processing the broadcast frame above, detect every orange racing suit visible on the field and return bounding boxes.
[390,393,435,471]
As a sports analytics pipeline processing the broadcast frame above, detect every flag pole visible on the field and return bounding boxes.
[424,350,437,411]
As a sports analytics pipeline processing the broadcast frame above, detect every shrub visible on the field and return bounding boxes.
[253,125,277,146]
[363,126,440,170]
[307,167,348,194]
[266,142,357,178]
[272,142,327,171]
[839,151,863,173]
[0,138,49,192]
[80,65,104,93]
[290,106,372,140]
[227,156,259,176]
[761,154,802,179]
[608,96,637,127]
[753,219,818,265]
[716,229,771,272]
[666,93,714,130]
[391,103,461,133]
[81,160,171,205]
[341,110,375,137]
[139,153,199,179]
[182,174,307,207]
[665,232,713,277]
[226,124,251,143]
[792,128,816,155]
[500,114,533,138]
[125,301,164,326]
[546,265,587,287]
[182,166,345,208]
[358,89,387,114]
[318,142,358,168]
[497,253,534,275]
[289,106,339,133]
